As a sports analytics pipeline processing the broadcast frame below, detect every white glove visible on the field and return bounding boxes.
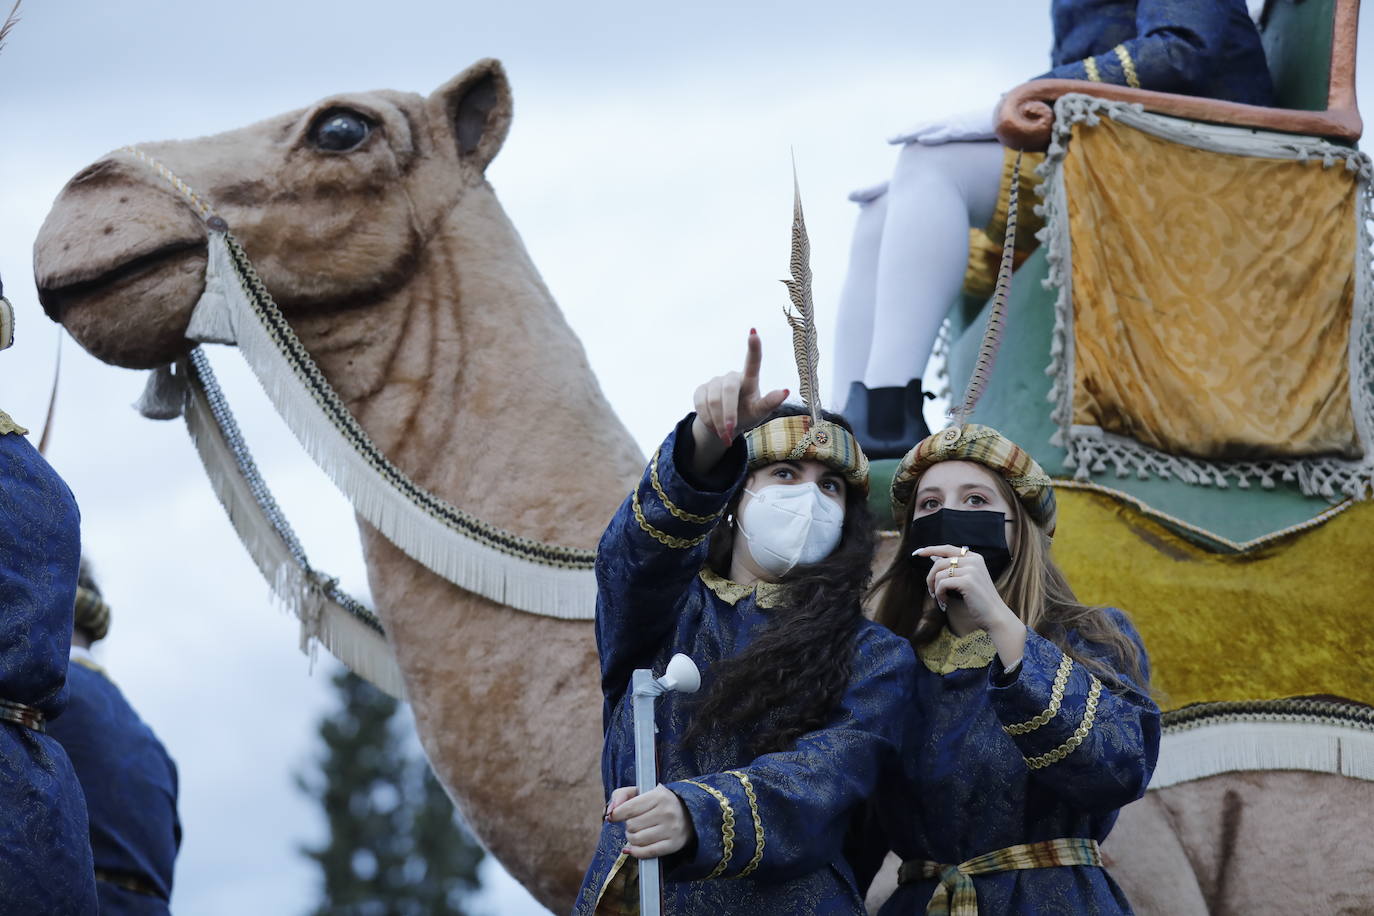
[847,180,889,204]
[888,104,999,146]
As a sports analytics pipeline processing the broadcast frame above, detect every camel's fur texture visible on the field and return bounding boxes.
[35,61,644,908]
[33,63,1373,914]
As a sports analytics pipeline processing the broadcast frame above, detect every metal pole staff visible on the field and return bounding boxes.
[630,653,701,916]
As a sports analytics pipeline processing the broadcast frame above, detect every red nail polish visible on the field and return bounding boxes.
[783,389,790,398]
[750,327,757,335]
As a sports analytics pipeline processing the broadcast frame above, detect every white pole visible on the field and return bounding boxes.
[629,654,701,916]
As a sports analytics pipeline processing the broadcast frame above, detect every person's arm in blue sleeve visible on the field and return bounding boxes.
[665,631,917,882]
[595,413,745,717]
[1036,2,1237,95]
[988,608,1160,813]
[845,796,894,897]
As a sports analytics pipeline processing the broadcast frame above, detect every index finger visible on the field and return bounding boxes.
[742,329,762,388]
[912,545,962,558]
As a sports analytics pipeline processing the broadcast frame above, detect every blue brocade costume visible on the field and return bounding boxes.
[854,612,1160,914]
[574,416,917,916]
[1040,0,1275,106]
[0,428,99,913]
[48,659,181,913]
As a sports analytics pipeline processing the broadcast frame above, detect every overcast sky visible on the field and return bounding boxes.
[0,1,1367,912]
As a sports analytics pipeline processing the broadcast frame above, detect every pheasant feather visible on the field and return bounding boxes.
[0,1,20,54]
[951,151,1022,424]
[782,163,822,423]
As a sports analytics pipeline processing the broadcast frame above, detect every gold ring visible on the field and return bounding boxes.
[949,556,959,569]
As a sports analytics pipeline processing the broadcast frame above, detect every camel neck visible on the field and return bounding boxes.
[291,183,642,548]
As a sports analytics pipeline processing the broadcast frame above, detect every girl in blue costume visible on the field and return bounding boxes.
[856,424,1160,914]
[575,331,917,915]
[0,292,98,914]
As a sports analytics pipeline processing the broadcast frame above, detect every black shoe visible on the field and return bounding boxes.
[841,380,932,459]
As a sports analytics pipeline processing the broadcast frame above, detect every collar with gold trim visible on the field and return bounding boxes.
[698,568,786,609]
[917,625,997,674]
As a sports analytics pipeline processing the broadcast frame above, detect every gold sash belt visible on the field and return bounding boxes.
[899,837,1102,915]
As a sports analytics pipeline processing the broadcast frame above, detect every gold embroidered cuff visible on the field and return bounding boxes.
[631,489,710,549]
[1112,44,1141,89]
[682,779,737,879]
[1003,654,1074,735]
[725,770,765,877]
[1024,675,1103,770]
[648,449,723,525]
[1084,57,1102,82]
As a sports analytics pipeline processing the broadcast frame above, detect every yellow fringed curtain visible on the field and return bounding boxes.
[1064,118,1360,460]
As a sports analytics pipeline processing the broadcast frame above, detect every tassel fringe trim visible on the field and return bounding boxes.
[1039,95,1374,502]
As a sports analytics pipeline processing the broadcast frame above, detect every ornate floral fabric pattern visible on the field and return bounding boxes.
[1065,116,1360,461]
[856,613,1159,914]
[1040,0,1275,106]
[575,415,916,915]
[0,432,98,913]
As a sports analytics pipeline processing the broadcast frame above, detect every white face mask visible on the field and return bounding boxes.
[737,482,845,578]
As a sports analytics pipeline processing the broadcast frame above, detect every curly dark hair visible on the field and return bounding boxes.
[681,405,876,759]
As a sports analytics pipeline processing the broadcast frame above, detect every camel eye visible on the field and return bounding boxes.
[311,109,372,152]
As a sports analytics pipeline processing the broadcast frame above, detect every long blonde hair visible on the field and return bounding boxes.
[873,473,1147,689]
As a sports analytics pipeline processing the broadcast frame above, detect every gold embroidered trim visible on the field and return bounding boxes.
[1084,57,1102,82]
[649,449,723,525]
[1025,675,1103,769]
[917,626,997,674]
[1004,654,1074,735]
[725,770,765,877]
[592,850,630,909]
[683,779,736,879]
[632,489,709,549]
[0,409,28,437]
[1112,44,1141,88]
[698,568,786,609]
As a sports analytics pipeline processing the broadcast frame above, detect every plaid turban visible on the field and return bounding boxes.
[891,424,1056,533]
[74,586,111,642]
[745,415,870,494]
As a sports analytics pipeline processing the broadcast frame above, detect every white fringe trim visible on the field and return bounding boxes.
[183,371,407,698]
[1040,95,1374,501]
[188,231,597,620]
[1152,720,1374,789]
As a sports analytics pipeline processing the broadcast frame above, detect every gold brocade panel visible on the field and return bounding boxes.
[1064,118,1359,460]
[1052,488,1374,711]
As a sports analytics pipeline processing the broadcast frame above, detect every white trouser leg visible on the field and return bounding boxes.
[861,140,1005,389]
[830,190,888,406]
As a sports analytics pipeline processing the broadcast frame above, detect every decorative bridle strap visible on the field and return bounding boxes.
[117,146,598,695]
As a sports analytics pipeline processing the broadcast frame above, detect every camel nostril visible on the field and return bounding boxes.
[103,226,113,235]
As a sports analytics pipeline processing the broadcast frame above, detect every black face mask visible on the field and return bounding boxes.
[907,508,1013,582]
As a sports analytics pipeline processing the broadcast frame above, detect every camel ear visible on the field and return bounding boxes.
[430,59,513,173]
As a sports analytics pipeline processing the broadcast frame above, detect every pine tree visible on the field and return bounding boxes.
[299,668,485,915]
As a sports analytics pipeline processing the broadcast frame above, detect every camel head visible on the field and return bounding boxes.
[34,59,513,369]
